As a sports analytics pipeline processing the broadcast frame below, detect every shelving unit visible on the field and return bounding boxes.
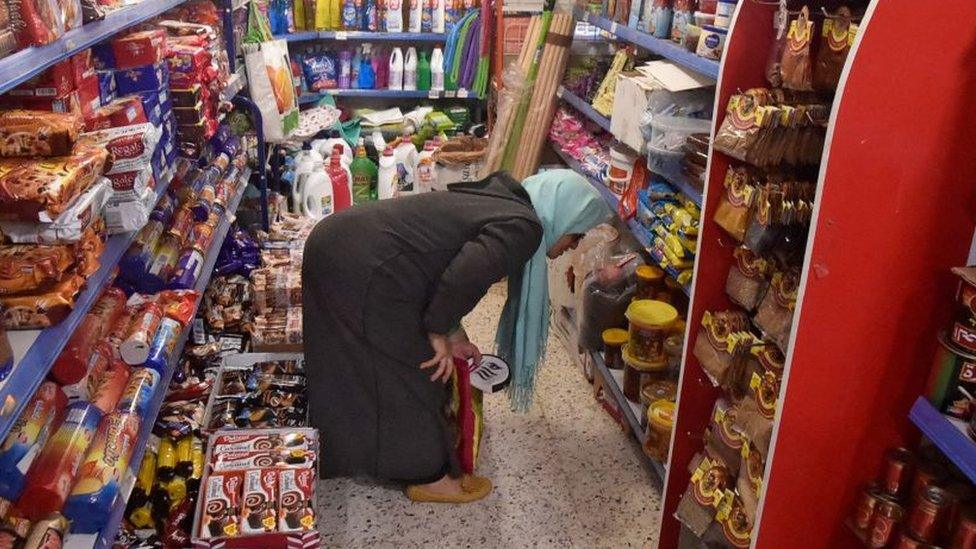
[556,86,611,132]
[276,31,448,42]
[299,89,481,103]
[909,398,976,485]
[573,8,720,80]
[0,0,189,95]
[66,169,250,549]
[0,174,175,443]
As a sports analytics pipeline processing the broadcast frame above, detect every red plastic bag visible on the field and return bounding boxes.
[450,358,483,475]
[617,161,647,220]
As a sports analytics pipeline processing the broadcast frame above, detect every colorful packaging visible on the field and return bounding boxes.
[120,302,163,365]
[87,355,130,414]
[241,469,278,534]
[62,412,140,533]
[110,30,167,70]
[0,382,66,501]
[0,145,109,222]
[212,450,317,472]
[78,123,161,175]
[0,110,82,157]
[168,249,204,290]
[301,54,339,91]
[84,96,148,131]
[114,63,169,95]
[211,431,314,455]
[277,468,316,532]
[17,401,102,520]
[116,367,161,416]
[200,472,243,539]
[144,317,182,374]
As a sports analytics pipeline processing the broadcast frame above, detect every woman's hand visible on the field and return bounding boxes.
[421,332,455,383]
[449,327,481,364]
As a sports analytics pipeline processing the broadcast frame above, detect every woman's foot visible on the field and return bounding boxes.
[405,474,492,503]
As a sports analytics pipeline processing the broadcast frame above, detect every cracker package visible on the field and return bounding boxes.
[0,110,83,157]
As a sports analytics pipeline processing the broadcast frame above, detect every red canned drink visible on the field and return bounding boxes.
[952,506,976,549]
[870,498,906,549]
[945,482,975,536]
[882,447,916,499]
[892,532,937,549]
[911,460,949,502]
[908,486,951,542]
[854,483,885,531]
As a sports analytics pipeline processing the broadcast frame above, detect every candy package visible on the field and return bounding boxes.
[301,54,338,91]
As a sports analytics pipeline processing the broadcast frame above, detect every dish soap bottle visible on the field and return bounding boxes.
[350,138,378,204]
[417,49,431,91]
[327,144,353,213]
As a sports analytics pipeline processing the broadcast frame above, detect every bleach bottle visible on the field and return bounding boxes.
[292,143,325,215]
[386,0,403,31]
[389,47,404,90]
[404,47,418,91]
[378,146,398,199]
[408,0,422,32]
[431,47,444,90]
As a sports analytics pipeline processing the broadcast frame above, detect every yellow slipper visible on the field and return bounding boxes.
[405,475,493,503]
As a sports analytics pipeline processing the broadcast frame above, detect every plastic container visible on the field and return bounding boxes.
[386,0,403,31]
[697,24,727,60]
[388,47,404,90]
[644,399,675,461]
[640,379,678,408]
[602,328,628,370]
[404,47,418,90]
[431,47,445,91]
[415,140,436,192]
[649,115,712,152]
[636,265,665,300]
[609,146,637,180]
[417,49,431,91]
[377,146,397,199]
[647,145,684,180]
[625,299,678,365]
[693,11,715,27]
[714,0,736,28]
[0,382,66,501]
[409,0,422,32]
[623,352,666,402]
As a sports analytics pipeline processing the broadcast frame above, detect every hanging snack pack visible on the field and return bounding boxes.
[779,6,814,92]
[712,166,754,242]
[814,7,856,92]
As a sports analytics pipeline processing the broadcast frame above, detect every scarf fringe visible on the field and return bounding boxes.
[499,341,547,413]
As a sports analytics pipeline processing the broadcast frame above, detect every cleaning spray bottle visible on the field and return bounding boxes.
[431,47,444,90]
[417,49,431,91]
[404,47,417,91]
[415,140,437,193]
[378,146,398,199]
[386,0,403,31]
[327,144,354,213]
[339,49,352,88]
[388,47,404,90]
[350,138,378,204]
[432,0,444,32]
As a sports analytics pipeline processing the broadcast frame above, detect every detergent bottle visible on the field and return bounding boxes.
[292,143,325,215]
[386,0,403,31]
[404,47,417,91]
[342,0,357,29]
[421,0,432,32]
[350,138,378,204]
[408,0,422,32]
[415,140,437,193]
[351,46,362,87]
[430,47,444,90]
[300,169,335,220]
[327,144,354,212]
[389,47,404,90]
[377,146,398,199]
[417,49,431,91]
[312,132,353,165]
[358,46,376,89]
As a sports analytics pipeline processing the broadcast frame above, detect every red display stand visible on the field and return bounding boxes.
[656,0,976,547]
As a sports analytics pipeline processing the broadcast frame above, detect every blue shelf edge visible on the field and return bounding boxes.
[0,0,189,95]
[909,397,976,485]
[652,173,703,208]
[90,168,251,549]
[0,173,175,443]
[277,31,448,43]
[590,350,666,482]
[557,86,612,133]
[298,89,480,103]
[573,7,720,80]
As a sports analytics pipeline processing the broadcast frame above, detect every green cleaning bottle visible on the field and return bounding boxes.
[417,49,431,91]
[350,138,378,204]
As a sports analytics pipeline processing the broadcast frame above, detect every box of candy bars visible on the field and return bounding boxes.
[191,428,319,548]
[200,353,306,433]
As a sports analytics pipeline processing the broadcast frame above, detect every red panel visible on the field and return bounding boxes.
[657,3,775,547]
[755,1,976,546]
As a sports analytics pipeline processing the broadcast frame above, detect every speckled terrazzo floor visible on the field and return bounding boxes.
[316,284,662,548]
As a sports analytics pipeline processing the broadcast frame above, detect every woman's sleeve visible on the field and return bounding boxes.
[423,216,542,334]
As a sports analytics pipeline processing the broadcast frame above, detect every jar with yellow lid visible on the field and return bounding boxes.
[625,300,678,365]
[601,328,628,370]
[639,380,677,428]
[635,265,665,300]
[622,345,668,402]
[644,399,675,462]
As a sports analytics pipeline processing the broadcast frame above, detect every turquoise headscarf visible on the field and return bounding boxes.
[496,170,611,411]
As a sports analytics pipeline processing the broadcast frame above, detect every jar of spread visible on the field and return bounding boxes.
[635,265,665,300]
[644,399,675,462]
[601,328,628,370]
[625,300,678,364]
[622,349,667,402]
[641,380,678,409]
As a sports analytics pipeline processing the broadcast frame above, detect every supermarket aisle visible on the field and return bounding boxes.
[316,284,661,548]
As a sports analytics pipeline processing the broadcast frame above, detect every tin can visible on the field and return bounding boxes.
[908,486,951,542]
[892,532,936,549]
[167,207,194,246]
[926,333,976,420]
[952,506,976,549]
[882,447,916,499]
[945,482,975,535]
[870,498,905,548]
[911,460,949,503]
[854,483,885,530]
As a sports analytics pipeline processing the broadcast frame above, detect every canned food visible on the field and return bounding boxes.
[907,486,950,542]
[951,506,976,549]
[882,447,916,499]
[926,332,976,420]
[892,532,937,549]
[911,461,949,503]
[945,482,975,534]
[870,498,905,549]
[853,483,884,531]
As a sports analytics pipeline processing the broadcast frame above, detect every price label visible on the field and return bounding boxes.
[457,88,469,98]
[444,90,456,98]
[428,90,439,99]
[610,22,618,35]
[336,31,348,40]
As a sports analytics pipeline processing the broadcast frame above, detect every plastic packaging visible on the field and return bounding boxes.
[301,54,339,91]
[144,317,182,374]
[17,401,102,520]
[645,0,671,39]
[408,0,422,32]
[339,49,352,88]
[51,287,126,385]
[358,48,376,88]
[431,0,444,32]
[377,146,398,199]
[625,299,677,365]
[386,0,403,31]
[341,0,357,28]
[417,49,431,91]
[602,328,628,370]
[350,138,378,204]
[291,144,325,215]
[431,47,444,91]
[714,0,735,28]
[389,47,404,90]
[300,171,335,219]
[116,367,161,416]
[325,144,353,212]
[644,399,674,461]
[415,140,436,193]
[696,24,727,60]
[88,354,130,414]
[0,381,66,501]
[780,6,814,91]
[421,0,432,32]
[120,302,163,365]
[403,47,417,90]
[725,246,768,311]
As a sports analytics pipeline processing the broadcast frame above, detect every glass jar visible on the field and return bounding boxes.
[635,265,665,300]
[644,399,675,462]
[640,380,678,408]
[625,300,678,364]
[601,328,629,370]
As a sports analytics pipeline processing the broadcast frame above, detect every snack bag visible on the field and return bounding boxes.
[779,6,814,91]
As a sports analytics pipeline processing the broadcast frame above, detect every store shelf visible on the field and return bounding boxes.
[590,351,666,481]
[298,88,479,103]
[909,397,976,485]
[573,8,720,80]
[0,0,188,95]
[78,168,251,549]
[653,173,703,208]
[277,31,448,42]
[556,86,612,132]
[0,174,175,443]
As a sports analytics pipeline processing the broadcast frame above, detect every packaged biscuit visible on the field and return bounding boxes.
[199,472,242,539]
[0,110,83,157]
[277,468,315,532]
[0,178,112,244]
[77,123,161,175]
[0,145,108,222]
[211,449,317,472]
[0,244,75,295]
[211,431,314,455]
[240,469,277,534]
[0,273,85,329]
[0,382,67,501]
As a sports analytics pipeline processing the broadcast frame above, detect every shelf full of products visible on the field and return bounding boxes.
[557,86,612,132]
[299,89,482,103]
[910,397,976,486]
[277,31,448,42]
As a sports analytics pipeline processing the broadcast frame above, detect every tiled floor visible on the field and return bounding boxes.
[317,284,662,548]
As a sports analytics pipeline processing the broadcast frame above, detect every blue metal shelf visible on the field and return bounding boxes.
[299,88,479,103]
[0,174,175,444]
[574,8,720,80]
[557,86,612,133]
[277,31,448,43]
[0,0,188,95]
[590,351,666,482]
[88,169,250,549]
[653,173,703,207]
[910,397,976,485]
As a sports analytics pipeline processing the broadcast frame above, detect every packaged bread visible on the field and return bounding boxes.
[0,243,76,295]
[0,145,108,222]
[1,273,85,328]
[0,110,83,157]
[77,123,160,175]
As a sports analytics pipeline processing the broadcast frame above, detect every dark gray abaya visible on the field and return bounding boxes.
[302,172,542,482]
